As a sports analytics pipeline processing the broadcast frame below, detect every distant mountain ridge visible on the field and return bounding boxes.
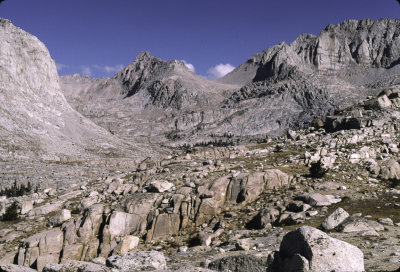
[61,18,400,145]
[221,18,400,85]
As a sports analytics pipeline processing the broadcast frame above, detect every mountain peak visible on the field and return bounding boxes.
[134,51,156,63]
[0,18,11,25]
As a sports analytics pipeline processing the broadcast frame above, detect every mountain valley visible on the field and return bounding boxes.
[0,17,400,272]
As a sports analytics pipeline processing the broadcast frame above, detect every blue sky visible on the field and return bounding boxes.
[1,0,399,78]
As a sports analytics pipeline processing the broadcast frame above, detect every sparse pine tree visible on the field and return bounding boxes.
[309,160,328,178]
[27,181,32,194]
[2,201,19,221]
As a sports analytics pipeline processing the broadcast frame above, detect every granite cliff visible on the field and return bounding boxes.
[0,18,148,161]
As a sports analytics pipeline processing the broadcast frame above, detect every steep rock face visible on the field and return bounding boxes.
[0,19,146,160]
[224,18,400,85]
[308,19,400,71]
[224,18,400,107]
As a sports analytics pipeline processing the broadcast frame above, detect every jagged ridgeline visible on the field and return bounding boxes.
[61,18,400,146]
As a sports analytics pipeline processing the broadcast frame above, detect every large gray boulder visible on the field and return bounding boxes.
[112,235,139,254]
[247,208,280,229]
[28,202,64,217]
[337,216,381,233]
[19,201,33,215]
[225,170,291,206]
[263,170,291,190]
[147,213,180,241]
[49,209,71,226]
[321,207,350,230]
[379,159,400,181]
[147,180,173,193]
[279,226,364,272]
[0,251,17,265]
[296,193,341,207]
[37,255,59,272]
[106,251,167,272]
[364,95,392,110]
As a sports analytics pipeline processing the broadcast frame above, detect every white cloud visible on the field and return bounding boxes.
[207,63,235,79]
[56,63,67,72]
[81,66,92,77]
[93,64,125,74]
[181,60,195,73]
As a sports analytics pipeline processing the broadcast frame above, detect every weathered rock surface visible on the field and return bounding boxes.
[379,159,400,181]
[28,202,64,217]
[207,254,269,272]
[321,207,350,230]
[108,211,140,239]
[338,217,381,233]
[0,264,36,272]
[147,180,173,193]
[19,201,33,215]
[296,193,341,207]
[49,209,71,226]
[43,261,112,272]
[106,251,167,272]
[112,235,139,254]
[247,208,280,229]
[279,226,364,272]
[17,229,63,270]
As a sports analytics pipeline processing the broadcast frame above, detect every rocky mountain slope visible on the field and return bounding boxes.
[0,18,149,162]
[1,89,400,271]
[61,52,238,145]
[62,18,400,146]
